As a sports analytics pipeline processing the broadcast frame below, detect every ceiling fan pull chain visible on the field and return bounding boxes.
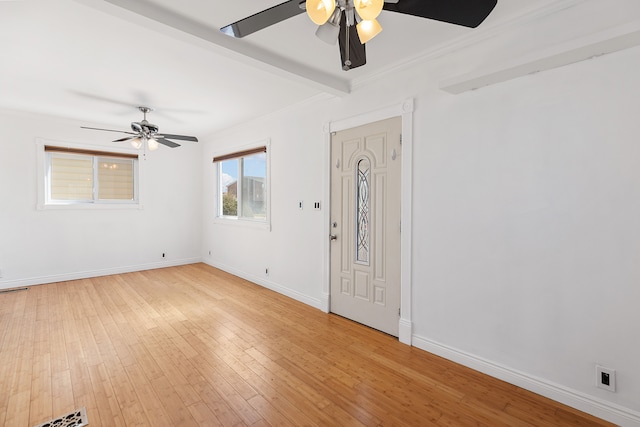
[343,12,351,70]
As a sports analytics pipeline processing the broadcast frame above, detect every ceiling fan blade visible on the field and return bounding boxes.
[221,0,305,38]
[81,126,137,135]
[156,138,181,148]
[156,133,198,142]
[338,11,366,71]
[113,136,137,143]
[383,0,497,28]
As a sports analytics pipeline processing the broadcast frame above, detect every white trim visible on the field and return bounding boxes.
[413,336,640,427]
[351,0,585,90]
[75,0,350,95]
[203,260,323,310]
[440,19,640,94]
[321,121,332,314]
[324,98,414,344]
[212,217,271,231]
[35,138,144,210]
[38,203,143,211]
[0,258,202,291]
[213,138,272,231]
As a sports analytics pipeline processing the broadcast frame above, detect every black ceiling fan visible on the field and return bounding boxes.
[81,106,198,150]
[221,0,498,71]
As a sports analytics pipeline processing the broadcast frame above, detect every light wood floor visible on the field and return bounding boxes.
[0,263,615,427]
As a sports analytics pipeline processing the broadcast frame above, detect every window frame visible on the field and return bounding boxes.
[213,139,271,231]
[36,139,143,210]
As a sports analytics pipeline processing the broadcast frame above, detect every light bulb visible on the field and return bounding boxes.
[306,0,336,25]
[356,18,382,44]
[316,7,341,44]
[354,0,383,21]
[130,137,143,149]
[148,138,159,151]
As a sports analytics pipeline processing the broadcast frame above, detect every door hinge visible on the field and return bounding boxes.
[398,308,401,317]
[400,134,402,145]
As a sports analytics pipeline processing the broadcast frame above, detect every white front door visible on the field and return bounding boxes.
[330,116,402,336]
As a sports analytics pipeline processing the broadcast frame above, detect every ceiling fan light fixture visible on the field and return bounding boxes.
[130,137,143,149]
[147,137,159,151]
[315,9,341,44]
[356,18,382,44]
[353,0,383,21]
[306,0,336,25]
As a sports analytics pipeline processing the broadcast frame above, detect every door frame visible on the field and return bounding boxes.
[321,98,414,345]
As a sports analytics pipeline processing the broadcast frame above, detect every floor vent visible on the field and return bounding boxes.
[0,287,28,294]
[33,407,88,427]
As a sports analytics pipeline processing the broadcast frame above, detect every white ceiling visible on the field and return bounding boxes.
[0,0,568,138]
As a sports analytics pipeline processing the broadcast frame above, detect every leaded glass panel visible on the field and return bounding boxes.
[356,158,370,264]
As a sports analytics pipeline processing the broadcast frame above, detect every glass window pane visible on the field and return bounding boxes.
[221,159,238,216]
[97,157,134,200]
[50,155,93,201]
[218,149,268,222]
[241,153,266,220]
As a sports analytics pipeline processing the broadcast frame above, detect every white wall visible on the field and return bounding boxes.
[202,96,331,307]
[201,6,640,425]
[0,110,202,288]
[413,46,640,423]
[1,1,638,424]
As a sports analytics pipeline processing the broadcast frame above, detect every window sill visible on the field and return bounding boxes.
[38,203,143,211]
[213,216,271,231]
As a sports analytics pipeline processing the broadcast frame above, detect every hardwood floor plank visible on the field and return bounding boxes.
[51,370,75,420]
[0,264,617,427]
[123,363,173,427]
[149,375,200,427]
[190,377,246,426]
[28,350,52,427]
[87,363,126,427]
[0,295,25,425]
[246,394,296,427]
[187,400,223,427]
[3,390,30,427]
[190,354,263,425]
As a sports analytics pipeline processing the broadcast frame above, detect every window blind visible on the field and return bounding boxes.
[45,145,138,160]
[46,146,137,202]
[97,157,135,200]
[213,146,266,163]
[50,156,94,201]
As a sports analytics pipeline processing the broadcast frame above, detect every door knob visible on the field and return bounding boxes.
[329,234,337,241]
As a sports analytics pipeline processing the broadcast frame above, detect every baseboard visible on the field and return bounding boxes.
[204,260,323,310]
[398,318,412,345]
[0,257,203,290]
[413,335,640,427]
[320,293,330,313]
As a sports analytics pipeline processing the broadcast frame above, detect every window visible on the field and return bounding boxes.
[44,146,138,205]
[214,144,269,224]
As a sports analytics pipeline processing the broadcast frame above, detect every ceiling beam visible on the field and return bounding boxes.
[73,0,350,96]
[440,20,640,93]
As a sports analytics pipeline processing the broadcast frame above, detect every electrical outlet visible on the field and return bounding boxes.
[208,250,211,256]
[162,253,166,258]
[314,201,321,210]
[265,268,269,277]
[298,201,303,210]
[596,365,616,392]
